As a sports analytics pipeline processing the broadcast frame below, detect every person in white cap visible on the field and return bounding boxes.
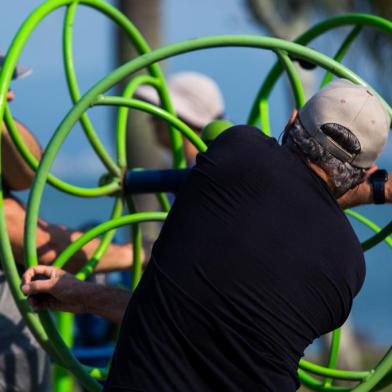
[136,71,225,165]
[22,79,391,391]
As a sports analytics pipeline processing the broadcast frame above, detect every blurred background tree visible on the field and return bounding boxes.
[246,0,392,100]
[117,0,164,237]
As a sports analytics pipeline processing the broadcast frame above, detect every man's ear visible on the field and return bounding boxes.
[282,110,298,144]
[365,164,378,180]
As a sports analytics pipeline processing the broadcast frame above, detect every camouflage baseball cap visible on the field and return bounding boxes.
[298,79,390,168]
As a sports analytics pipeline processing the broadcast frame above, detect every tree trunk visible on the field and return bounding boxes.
[117,0,164,238]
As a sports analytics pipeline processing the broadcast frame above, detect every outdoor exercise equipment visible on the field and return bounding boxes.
[0,1,391,391]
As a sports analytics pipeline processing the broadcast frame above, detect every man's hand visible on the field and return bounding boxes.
[21,265,131,324]
[21,265,88,313]
[338,172,392,209]
[386,176,392,203]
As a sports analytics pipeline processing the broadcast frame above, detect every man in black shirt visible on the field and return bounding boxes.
[22,79,391,391]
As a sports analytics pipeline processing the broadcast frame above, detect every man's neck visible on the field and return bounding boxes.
[287,147,340,199]
[306,161,335,195]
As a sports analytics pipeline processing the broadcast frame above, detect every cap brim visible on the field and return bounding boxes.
[12,64,32,80]
[0,55,32,80]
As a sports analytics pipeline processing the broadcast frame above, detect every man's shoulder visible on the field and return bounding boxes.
[216,124,270,140]
[194,124,280,181]
[209,124,277,153]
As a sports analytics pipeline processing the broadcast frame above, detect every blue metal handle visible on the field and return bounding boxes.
[124,169,191,194]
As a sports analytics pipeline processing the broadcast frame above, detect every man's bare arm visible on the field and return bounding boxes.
[2,97,142,272]
[21,265,130,324]
[5,196,140,273]
[337,175,392,209]
[2,119,42,191]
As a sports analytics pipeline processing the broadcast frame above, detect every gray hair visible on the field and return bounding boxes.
[284,119,366,198]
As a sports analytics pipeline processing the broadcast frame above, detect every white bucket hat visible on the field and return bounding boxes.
[135,72,224,129]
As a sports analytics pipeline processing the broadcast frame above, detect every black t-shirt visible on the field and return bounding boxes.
[104,125,365,392]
